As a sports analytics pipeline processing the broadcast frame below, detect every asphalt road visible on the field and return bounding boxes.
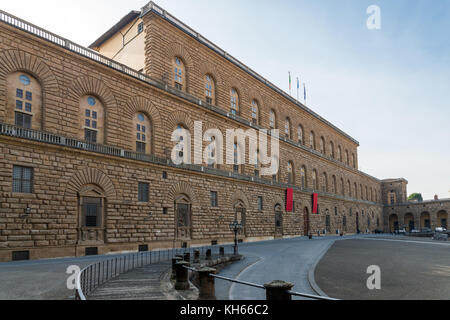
[215,236,337,300]
[0,253,155,300]
[315,238,450,300]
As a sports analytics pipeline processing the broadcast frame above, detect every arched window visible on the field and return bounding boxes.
[298,125,304,145]
[175,125,187,163]
[7,72,42,130]
[310,131,316,150]
[352,153,356,168]
[269,110,276,129]
[320,137,325,154]
[287,162,294,184]
[230,88,239,116]
[173,57,185,91]
[134,113,151,154]
[371,188,374,202]
[322,172,328,192]
[341,178,345,195]
[175,194,192,240]
[207,136,216,168]
[338,146,342,162]
[312,170,318,190]
[332,175,337,194]
[79,184,106,232]
[254,149,260,176]
[80,96,104,144]
[348,180,352,197]
[205,74,215,105]
[365,186,369,201]
[354,183,358,198]
[251,100,259,125]
[329,142,335,159]
[301,166,307,188]
[345,150,350,165]
[285,118,291,139]
[233,143,241,173]
[272,155,279,182]
[360,185,364,200]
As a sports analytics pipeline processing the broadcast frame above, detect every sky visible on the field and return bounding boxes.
[3,0,449,200]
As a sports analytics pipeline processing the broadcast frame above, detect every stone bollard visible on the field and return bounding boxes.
[219,247,225,256]
[175,261,190,290]
[184,252,191,263]
[264,281,294,300]
[194,250,200,263]
[206,249,212,261]
[197,267,217,300]
[171,256,183,280]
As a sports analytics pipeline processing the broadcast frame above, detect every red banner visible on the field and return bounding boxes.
[312,193,319,214]
[286,188,294,212]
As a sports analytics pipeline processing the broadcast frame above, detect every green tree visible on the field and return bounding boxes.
[408,193,423,202]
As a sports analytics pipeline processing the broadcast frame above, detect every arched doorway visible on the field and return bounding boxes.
[420,212,431,230]
[78,184,106,245]
[175,194,192,241]
[437,211,448,229]
[303,207,310,236]
[356,212,360,234]
[234,200,247,240]
[275,204,283,239]
[404,213,415,232]
[389,214,399,233]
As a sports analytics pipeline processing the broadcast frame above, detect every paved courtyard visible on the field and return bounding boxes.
[315,238,450,300]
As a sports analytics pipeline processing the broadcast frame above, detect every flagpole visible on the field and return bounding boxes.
[289,72,292,96]
[303,82,307,104]
[296,77,299,101]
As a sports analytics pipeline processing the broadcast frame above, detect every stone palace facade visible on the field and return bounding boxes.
[0,2,447,261]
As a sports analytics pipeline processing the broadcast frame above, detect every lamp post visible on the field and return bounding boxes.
[229,220,243,255]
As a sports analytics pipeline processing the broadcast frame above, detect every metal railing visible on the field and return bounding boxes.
[75,245,231,300]
[182,265,339,301]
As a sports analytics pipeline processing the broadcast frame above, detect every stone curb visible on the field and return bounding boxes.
[307,240,335,298]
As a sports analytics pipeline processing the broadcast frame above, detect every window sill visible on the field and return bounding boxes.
[11,192,36,199]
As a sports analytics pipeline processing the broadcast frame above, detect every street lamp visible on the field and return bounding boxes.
[229,220,243,255]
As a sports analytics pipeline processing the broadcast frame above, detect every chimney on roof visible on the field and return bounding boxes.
[434,194,439,201]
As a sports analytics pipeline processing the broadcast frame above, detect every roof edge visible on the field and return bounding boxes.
[89,10,140,49]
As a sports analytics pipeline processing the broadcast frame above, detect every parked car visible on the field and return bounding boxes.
[374,229,384,234]
[435,227,447,233]
[397,228,406,234]
[421,228,433,233]
[410,229,420,233]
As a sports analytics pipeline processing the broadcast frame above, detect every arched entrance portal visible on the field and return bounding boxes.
[420,212,431,230]
[175,194,192,241]
[437,211,448,229]
[303,207,310,236]
[404,213,415,232]
[389,214,399,233]
[234,200,247,240]
[356,212,360,234]
[275,204,283,239]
